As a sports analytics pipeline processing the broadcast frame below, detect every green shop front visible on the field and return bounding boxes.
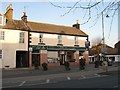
[29,45,86,66]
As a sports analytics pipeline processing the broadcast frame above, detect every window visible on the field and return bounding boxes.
[58,35,62,44]
[75,36,78,45]
[0,31,5,40]
[19,32,25,43]
[39,33,43,43]
[0,50,2,59]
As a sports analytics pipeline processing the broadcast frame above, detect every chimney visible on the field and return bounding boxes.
[4,4,13,21]
[72,20,80,29]
[21,7,27,23]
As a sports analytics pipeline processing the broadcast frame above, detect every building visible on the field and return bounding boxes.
[0,4,89,69]
[89,43,120,62]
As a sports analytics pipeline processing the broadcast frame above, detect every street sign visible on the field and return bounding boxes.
[85,41,90,48]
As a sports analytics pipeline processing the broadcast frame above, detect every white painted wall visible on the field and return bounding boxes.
[31,33,86,47]
[0,29,87,68]
[0,29,28,68]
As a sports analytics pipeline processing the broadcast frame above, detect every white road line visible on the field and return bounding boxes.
[24,82,47,86]
[67,77,71,80]
[2,85,19,88]
[46,79,50,83]
[19,81,26,86]
[81,75,86,79]
[94,74,101,77]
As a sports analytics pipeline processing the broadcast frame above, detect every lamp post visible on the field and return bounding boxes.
[101,12,109,55]
[102,12,105,46]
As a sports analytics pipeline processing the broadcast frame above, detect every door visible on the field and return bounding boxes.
[32,54,40,66]
[16,51,28,68]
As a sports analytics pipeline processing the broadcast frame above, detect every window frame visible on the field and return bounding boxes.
[58,35,62,44]
[75,36,78,45]
[0,31,5,40]
[39,33,43,43]
[0,49,3,59]
[19,32,25,43]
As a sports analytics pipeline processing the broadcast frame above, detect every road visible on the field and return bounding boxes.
[2,62,119,90]
[2,71,119,89]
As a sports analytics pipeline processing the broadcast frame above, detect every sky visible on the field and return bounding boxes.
[0,0,119,48]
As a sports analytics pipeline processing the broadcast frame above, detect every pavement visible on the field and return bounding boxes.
[1,62,119,88]
[2,62,119,78]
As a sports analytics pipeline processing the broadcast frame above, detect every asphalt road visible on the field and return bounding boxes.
[3,71,119,89]
[2,62,119,79]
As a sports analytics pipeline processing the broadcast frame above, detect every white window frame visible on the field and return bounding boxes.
[0,31,5,40]
[75,36,78,45]
[0,49,3,59]
[58,35,62,44]
[19,32,25,43]
[39,33,43,43]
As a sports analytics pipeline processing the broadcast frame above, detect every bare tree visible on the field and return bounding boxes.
[49,0,119,38]
[91,36,102,47]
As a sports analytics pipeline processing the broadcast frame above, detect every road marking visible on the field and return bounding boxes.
[2,85,18,88]
[19,81,26,86]
[67,77,71,80]
[94,74,101,77]
[46,79,50,83]
[81,75,86,79]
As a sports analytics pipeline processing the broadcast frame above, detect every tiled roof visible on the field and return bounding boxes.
[89,44,119,55]
[2,20,88,37]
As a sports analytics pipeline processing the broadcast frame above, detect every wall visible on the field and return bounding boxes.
[31,33,86,47]
[0,30,87,68]
[0,29,28,68]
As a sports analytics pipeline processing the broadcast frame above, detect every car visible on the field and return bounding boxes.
[47,58,58,63]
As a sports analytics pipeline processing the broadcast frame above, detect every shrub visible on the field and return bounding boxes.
[42,63,48,71]
[64,62,70,71]
[34,62,39,70]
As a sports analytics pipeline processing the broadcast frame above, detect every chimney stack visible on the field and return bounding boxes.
[21,7,27,23]
[72,20,80,29]
[4,4,13,21]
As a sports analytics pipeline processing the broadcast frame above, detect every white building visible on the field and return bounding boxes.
[0,4,89,69]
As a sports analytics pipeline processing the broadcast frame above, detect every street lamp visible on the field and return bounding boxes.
[101,12,109,54]
[102,12,105,46]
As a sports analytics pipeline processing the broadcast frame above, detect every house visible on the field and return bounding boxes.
[114,41,120,54]
[0,4,89,69]
[89,43,120,62]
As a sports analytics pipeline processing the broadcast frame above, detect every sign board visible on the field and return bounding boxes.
[85,41,90,48]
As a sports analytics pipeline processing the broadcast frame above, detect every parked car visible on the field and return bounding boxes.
[47,58,58,63]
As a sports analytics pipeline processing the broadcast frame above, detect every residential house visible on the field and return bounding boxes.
[89,43,120,62]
